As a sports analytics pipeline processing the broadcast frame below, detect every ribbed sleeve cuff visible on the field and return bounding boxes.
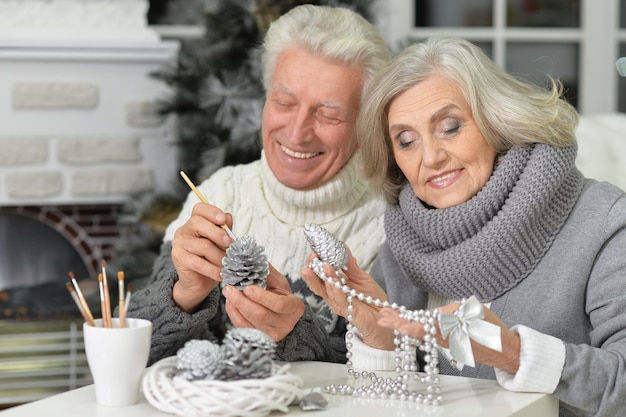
[348,330,397,371]
[495,325,564,393]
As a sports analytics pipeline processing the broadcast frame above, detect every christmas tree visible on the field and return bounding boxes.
[152,0,376,183]
[113,0,377,279]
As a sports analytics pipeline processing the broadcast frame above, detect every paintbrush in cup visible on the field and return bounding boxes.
[66,281,95,326]
[117,271,126,328]
[101,261,113,328]
[123,282,134,317]
[68,272,95,326]
[98,273,112,328]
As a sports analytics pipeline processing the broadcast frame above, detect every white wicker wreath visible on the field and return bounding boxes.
[142,356,304,417]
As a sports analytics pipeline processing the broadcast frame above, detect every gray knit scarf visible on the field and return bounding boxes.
[385,142,585,302]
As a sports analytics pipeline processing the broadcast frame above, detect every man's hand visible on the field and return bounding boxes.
[222,264,305,341]
[171,203,233,313]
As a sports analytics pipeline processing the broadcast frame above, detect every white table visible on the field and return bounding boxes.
[0,361,557,417]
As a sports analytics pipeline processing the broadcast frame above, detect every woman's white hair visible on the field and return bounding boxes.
[359,35,579,204]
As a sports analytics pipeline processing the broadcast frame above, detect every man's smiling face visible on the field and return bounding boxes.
[261,48,363,190]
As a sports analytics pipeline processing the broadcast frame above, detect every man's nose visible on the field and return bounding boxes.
[285,108,314,144]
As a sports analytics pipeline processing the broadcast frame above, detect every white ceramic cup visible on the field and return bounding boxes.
[83,318,152,406]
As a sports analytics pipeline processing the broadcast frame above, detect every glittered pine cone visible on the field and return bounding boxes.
[175,339,224,381]
[303,223,348,270]
[218,328,276,381]
[221,235,269,290]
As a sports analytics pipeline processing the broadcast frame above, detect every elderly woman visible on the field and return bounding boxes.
[302,35,626,417]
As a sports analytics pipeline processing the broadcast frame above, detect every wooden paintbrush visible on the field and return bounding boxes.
[101,261,112,328]
[117,271,126,328]
[179,170,237,240]
[123,282,134,317]
[68,272,95,326]
[97,273,111,328]
[65,281,95,326]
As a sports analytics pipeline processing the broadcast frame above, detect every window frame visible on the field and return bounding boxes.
[375,0,621,115]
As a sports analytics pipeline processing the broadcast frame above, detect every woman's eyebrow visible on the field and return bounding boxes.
[430,103,462,123]
[388,123,414,135]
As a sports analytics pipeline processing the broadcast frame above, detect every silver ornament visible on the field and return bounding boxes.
[303,223,348,270]
[218,328,276,380]
[221,235,269,289]
[175,339,224,381]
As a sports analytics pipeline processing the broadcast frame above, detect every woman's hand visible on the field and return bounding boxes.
[301,247,395,350]
[378,302,521,374]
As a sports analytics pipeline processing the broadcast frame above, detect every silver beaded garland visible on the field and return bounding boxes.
[310,258,443,405]
[304,224,444,406]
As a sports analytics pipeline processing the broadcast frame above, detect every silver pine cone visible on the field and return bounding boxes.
[221,235,269,290]
[175,339,224,381]
[303,223,348,270]
[218,328,276,380]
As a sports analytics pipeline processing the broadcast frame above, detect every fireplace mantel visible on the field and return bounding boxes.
[0,0,157,43]
[0,0,180,207]
[0,3,180,407]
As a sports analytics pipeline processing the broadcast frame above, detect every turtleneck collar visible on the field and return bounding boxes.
[260,149,372,225]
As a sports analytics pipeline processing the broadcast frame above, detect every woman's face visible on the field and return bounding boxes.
[388,74,497,209]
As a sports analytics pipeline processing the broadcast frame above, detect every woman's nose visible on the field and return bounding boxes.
[421,138,447,167]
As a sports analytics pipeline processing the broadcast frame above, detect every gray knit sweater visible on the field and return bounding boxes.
[125,151,386,366]
[371,143,626,417]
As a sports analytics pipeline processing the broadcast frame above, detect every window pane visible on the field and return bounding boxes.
[506,43,579,108]
[617,44,626,112]
[415,0,493,27]
[620,0,626,27]
[406,38,493,60]
[474,42,494,60]
[507,0,580,27]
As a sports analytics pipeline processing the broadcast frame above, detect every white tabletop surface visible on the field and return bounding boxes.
[0,361,557,417]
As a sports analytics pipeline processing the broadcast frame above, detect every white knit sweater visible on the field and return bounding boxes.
[164,150,387,331]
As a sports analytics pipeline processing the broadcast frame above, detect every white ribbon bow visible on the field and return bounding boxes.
[438,296,502,368]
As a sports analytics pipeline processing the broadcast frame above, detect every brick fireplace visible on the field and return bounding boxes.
[0,204,121,294]
[0,0,180,406]
[5,205,120,270]
[0,0,179,293]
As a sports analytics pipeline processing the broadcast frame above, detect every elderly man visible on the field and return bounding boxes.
[125,4,391,366]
